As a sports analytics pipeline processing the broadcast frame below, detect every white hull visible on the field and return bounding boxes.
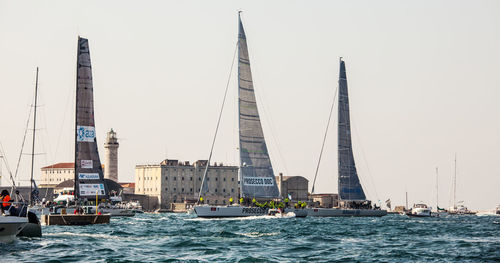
[0,216,28,243]
[306,208,387,217]
[283,208,307,217]
[194,205,268,217]
[33,206,135,217]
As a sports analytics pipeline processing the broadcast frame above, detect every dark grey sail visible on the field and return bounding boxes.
[238,15,279,198]
[338,58,366,201]
[74,37,109,200]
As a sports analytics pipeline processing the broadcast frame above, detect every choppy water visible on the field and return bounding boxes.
[1,213,499,262]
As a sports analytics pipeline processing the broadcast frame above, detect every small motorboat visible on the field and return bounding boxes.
[406,203,432,217]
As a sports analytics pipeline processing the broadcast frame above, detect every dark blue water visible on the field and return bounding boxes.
[1,213,499,262]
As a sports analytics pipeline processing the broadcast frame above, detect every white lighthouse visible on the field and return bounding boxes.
[104,128,119,182]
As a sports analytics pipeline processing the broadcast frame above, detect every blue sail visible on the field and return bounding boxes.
[338,59,366,201]
[238,15,279,198]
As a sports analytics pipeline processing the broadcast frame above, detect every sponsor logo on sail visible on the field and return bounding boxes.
[81,160,93,169]
[77,125,95,142]
[79,183,105,196]
[243,177,274,186]
[78,173,100,180]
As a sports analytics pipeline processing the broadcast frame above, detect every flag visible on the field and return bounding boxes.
[288,194,292,201]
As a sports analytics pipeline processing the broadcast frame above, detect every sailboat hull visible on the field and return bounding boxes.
[0,216,28,243]
[306,208,387,217]
[194,205,268,218]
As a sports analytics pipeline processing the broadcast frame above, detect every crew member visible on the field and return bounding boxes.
[1,189,12,214]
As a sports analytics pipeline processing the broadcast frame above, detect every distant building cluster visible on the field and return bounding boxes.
[135,159,239,210]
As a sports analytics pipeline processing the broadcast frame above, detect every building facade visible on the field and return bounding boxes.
[276,175,309,201]
[135,159,239,210]
[40,163,75,188]
[104,129,119,182]
[311,193,339,208]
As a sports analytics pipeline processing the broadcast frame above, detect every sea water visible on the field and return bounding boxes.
[1,213,499,262]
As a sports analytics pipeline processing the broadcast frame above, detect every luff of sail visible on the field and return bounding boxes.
[238,15,279,198]
[74,37,109,200]
[338,58,366,201]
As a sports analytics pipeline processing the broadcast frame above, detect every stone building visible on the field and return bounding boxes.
[104,129,119,182]
[275,175,309,201]
[310,193,339,208]
[135,159,239,210]
[39,163,75,188]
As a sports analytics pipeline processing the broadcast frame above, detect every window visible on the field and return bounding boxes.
[198,177,201,181]
[215,177,218,181]
[173,188,176,192]
[223,177,226,181]
[182,188,184,192]
[231,178,235,181]
[182,177,184,181]
[174,177,177,181]
[215,200,218,204]
[215,189,218,193]
[190,188,193,192]
[165,188,168,191]
[223,189,226,193]
[207,177,209,181]
[165,177,168,181]
[231,189,234,193]
[190,177,193,181]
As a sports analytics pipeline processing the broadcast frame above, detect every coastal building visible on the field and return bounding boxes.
[310,193,339,208]
[104,129,119,182]
[39,163,75,188]
[135,159,239,210]
[275,175,309,201]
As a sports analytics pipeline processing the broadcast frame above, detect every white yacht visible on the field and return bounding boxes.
[406,203,432,217]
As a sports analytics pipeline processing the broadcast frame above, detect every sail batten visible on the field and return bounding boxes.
[238,15,279,198]
[74,37,109,200]
[337,59,366,201]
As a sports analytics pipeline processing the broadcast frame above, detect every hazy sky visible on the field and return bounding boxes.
[0,0,499,210]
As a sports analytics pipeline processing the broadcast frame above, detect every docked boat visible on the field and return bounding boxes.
[406,203,432,217]
[448,202,476,215]
[306,58,386,217]
[194,13,302,218]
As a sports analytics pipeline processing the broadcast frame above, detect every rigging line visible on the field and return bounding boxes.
[14,104,34,181]
[311,85,338,194]
[351,114,379,202]
[197,42,238,203]
[0,141,18,190]
[251,64,289,175]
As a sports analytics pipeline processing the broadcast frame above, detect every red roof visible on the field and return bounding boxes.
[119,183,135,188]
[41,162,74,169]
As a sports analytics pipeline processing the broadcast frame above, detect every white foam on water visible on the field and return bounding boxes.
[239,232,279,238]
[44,232,118,240]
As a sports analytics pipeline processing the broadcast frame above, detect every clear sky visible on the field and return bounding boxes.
[0,0,499,210]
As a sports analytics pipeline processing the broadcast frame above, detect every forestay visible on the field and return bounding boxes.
[74,37,109,200]
[238,15,279,198]
[337,59,366,201]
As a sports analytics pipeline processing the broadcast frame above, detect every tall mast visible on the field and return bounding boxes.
[435,167,438,210]
[405,191,408,210]
[453,154,457,209]
[30,67,39,206]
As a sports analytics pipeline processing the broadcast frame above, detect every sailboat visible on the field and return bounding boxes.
[447,155,475,215]
[41,37,111,225]
[307,58,386,217]
[194,14,304,218]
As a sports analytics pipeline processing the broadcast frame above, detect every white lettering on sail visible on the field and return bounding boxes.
[81,160,93,169]
[79,183,105,196]
[77,126,95,142]
[243,177,274,186]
